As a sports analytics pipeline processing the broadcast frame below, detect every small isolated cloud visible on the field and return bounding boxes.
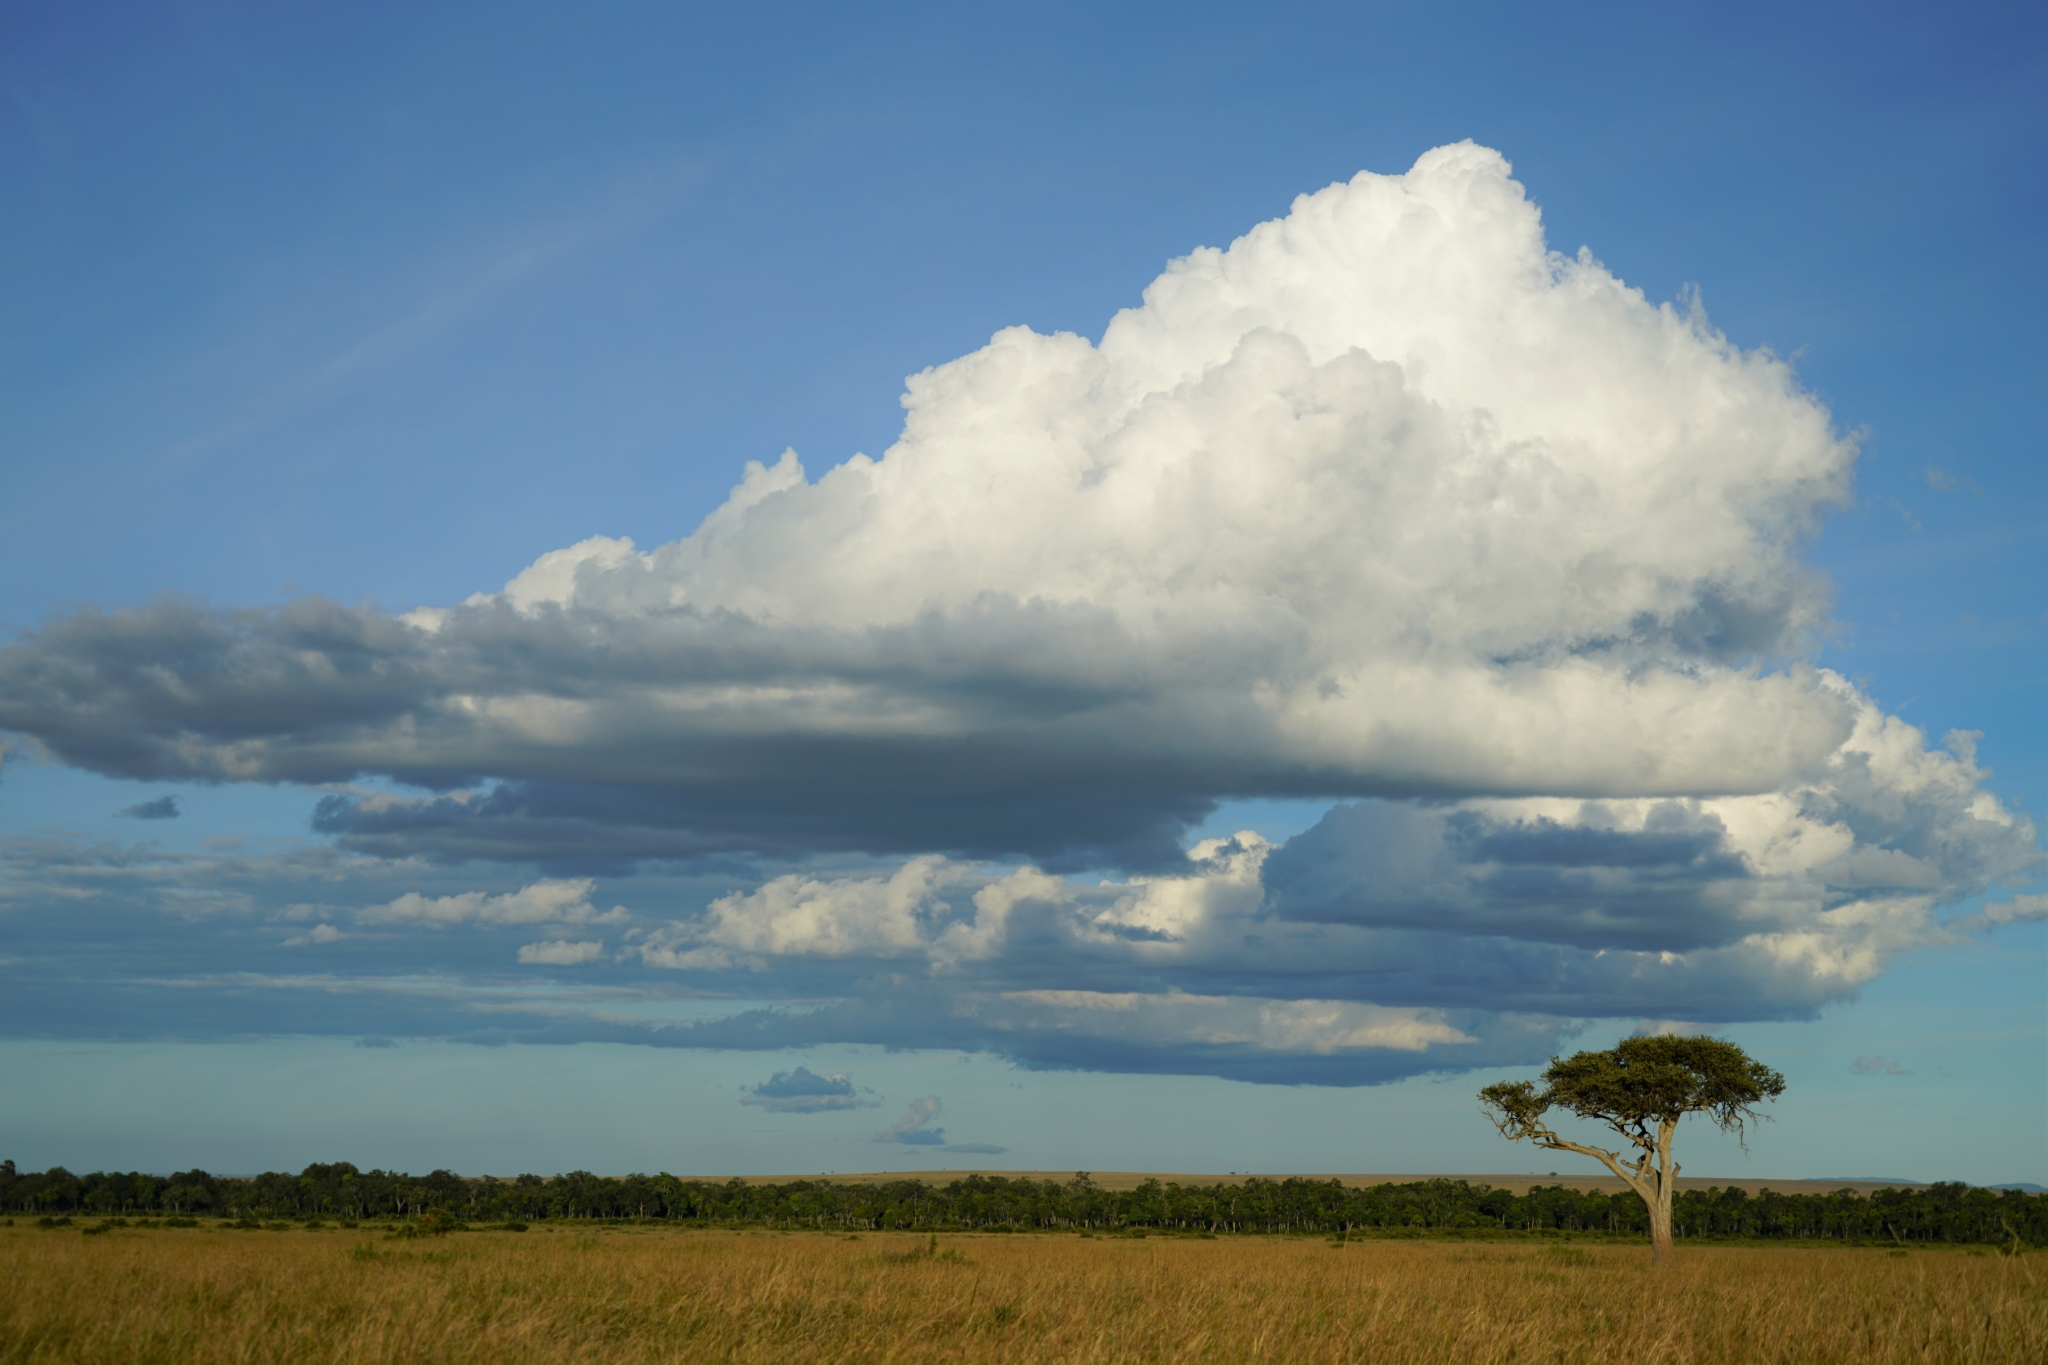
[739,1065,877,1113]
[942,1142,1009,1156]
[1923,465,1982,495]
[1849,1055,1912,1076]
[360,879,626,927]
[284,923,344,946]
[876,1096,945,1145]
[516,939,604,965]
[116,796,180,820]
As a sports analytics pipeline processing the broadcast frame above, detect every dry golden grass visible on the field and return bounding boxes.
[2,1225,2041,1364]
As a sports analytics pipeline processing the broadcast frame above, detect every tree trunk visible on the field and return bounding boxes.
[1647,1183,1676,1266]
[1647,1121,1680,1266]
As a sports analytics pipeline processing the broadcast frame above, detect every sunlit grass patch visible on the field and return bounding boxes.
[0,1224,2040,1363]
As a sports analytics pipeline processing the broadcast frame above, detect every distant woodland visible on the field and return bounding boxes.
[4,1161,2040,1245]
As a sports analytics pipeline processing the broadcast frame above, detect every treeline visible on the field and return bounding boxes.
[3,1160,2040,1245]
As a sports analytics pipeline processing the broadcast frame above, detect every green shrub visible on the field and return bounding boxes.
[387,1208,462,1239]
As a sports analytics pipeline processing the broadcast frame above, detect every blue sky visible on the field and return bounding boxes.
[2,1,2042,1183]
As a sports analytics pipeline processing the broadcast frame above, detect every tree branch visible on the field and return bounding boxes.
[1502,1120,1659,1206]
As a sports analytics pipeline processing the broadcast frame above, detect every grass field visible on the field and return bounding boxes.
[3,1224,2042,1363]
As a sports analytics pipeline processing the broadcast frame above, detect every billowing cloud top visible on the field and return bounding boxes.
[0,144,2038,1086]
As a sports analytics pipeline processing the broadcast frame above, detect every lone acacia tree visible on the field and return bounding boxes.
[1478,1035,1785,1264]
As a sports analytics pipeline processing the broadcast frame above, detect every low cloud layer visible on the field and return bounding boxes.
[516,939,604,966]
[361,879,624,927]
[0,143,2040,1087]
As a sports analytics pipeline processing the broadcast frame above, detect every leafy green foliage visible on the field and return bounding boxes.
[387,1207,461,1239]
[1481,1035,1786,1153]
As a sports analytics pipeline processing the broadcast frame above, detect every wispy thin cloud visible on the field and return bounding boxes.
[1849,1055,1912,1076]
[1923,465,1983,496]
[876,1097,945,1145]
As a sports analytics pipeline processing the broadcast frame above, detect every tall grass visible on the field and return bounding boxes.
[2,1224,2040,1363]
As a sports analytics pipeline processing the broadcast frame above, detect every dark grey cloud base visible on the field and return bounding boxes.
[0,585,1861,876]
[309,778,1215,875]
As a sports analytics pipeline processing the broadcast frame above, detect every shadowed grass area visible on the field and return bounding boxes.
[1,1224,2041,1363]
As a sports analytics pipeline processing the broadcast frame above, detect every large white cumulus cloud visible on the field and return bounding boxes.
[8,142,1859,833]
[388,143,1858,803]
[1,143,2038,1082]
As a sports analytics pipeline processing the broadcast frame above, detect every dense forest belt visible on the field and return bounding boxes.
[4,1229,2043,1365]
[707,1171,1937,1197]
[5,1162,2043,1245]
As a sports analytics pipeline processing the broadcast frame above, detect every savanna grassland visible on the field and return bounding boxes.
[3,1224,2043,1364]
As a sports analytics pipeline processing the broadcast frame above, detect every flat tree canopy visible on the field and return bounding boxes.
[1480,1035,1785,1263]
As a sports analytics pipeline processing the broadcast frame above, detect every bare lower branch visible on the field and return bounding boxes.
[1525,1134,1657,1204]
[1493,1117,1659,1206]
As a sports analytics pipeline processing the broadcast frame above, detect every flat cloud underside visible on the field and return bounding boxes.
[0,142,2040,1083]
[2,763,2034,1084]
[0,592,1863,868]
[308,778,1217,874]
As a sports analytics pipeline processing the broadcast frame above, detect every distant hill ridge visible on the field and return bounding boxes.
[1805,1177,2046,1192]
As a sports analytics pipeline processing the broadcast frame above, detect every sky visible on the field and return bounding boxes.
[1,1,2043,1184]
